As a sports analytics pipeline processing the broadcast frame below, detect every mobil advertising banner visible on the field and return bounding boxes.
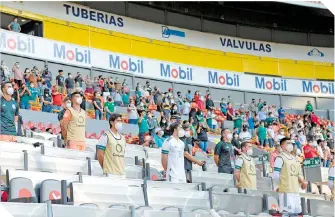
[1,29,333,98]
[0,30,91,67]
[2,1,334,63]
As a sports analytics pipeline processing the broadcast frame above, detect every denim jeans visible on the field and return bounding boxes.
[20,102,30,110]
[42,104,53,113]
[323,159,331,167]
[139,132,146,145]
[268,138,274,148]
[282,212,298,217]
[259,139,267,147]
[106,113,111,121]
[199,141,208,152]
[249,129,255,137]
[95,110,102,120]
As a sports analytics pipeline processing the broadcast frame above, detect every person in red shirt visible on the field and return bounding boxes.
[303,138,319,159]
[310,112,318,127]
[52,87,64,109]
[196,95,205,111]
[194,90,200,102]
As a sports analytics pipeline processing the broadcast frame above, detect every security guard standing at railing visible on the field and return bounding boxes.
[234,141,257,190]
[273,137,307,217]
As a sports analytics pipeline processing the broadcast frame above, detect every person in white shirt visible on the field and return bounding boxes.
[183,99,190,115]
[161,122,187,183]
[298,130,306,145]
[239,125,252,142]
[316,139,324,160]
[275,128,286,145]
[267,124,275,148]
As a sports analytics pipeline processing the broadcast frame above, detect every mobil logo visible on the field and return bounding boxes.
[109,54,144,73]
[54,43,91,64]
[255,77,287,91]
[0,32,35,54]
[160,63,193,80]
[208,71,240,86]
[302,81,334,95]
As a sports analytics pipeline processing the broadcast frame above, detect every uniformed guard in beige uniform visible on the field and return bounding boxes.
[273,137,307,217]
[234,141,257,190]
[97,113,126,177]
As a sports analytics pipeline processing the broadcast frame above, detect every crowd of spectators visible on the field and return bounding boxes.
[1,60,334,170]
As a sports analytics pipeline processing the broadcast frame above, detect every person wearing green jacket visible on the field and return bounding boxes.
[305,101,313,112]
[256,121,267,147]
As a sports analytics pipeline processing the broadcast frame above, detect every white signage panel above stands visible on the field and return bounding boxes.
[1,30,333,98]
[1,1,334,63]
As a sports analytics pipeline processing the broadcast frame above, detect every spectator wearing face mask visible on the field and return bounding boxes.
[138,110,149,145]
[233,112,243,133]
[278,107,285,124]
[267,124,275,148]
[170,103,179,116]
[175,92,184,113]
[104,96,115,121]
[185,90,192,102]
[239,125,252,142]
[65,73,75,94]
[197,122,208,152]
[127,99,138,124]
[231,133,241,154]
[56,70,65,94]
[275,128,286,145]
[147,111,158,136]
[160,117,170,138]
[321,140,331,167]
[154,127,165,148]
[303,139,319,159]
[248,99,257,115]
[114,91,123,106]
[12,62,23,87]
[58,98,71,122]
[28,82,39,104]
[226,102,235,121]
[41,88,53,113]
[196,95,205,111]
[121,91,129,107]
[316,139,325,161]
[74,72,83,88]
[161,97,171,120]
[247,113,256,136]
[205,94,214,110]
[214,129,236,174]
[93,91,103,120]
[19,84,31,109]
[298,130,306,145]
[220,98,227,116]
[256,121,267,147]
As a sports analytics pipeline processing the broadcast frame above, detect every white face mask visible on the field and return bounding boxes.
[66,102,72,108]
[159,131,164,137]
[6,87,14,95]
[76,97,83,104]
[226,133,233,141]
[115,122,123,132]
[178,129,185,138]
[286,144,294,152]
[247,149,253,156]
[280,131,285,135]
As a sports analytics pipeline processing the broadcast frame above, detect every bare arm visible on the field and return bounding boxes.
[97,149,104,168]
[184,152,203,166]
[234,170,241,185]
[61,110,71,141]
[214,154,219,166]
[8,23,11,31]
[161,154,168,171]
